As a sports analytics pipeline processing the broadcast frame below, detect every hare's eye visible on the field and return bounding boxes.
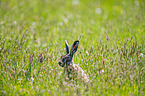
[66,57,70,59]
[62,58,65,61]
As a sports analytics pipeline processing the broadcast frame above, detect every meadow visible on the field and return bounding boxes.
[0,0,145,95]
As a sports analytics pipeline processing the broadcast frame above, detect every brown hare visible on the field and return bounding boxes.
[58,40,89,83]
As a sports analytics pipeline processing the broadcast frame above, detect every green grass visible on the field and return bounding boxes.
[0,0,145,95]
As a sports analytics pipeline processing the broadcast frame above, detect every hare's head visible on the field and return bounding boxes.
[58,40,79,67]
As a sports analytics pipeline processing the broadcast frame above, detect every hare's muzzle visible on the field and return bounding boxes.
[58,61,61,65]
[58,61,64,67]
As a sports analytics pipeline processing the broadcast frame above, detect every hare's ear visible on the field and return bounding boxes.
[65,40,69,54]
[70,40,79,56]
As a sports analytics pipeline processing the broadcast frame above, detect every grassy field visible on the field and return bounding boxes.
[0,0,145,95]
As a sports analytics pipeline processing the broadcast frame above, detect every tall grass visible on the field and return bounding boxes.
[0,0,145,95]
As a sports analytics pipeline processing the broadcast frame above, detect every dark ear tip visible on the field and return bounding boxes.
[73,40,79,45]
[75,40,79,43]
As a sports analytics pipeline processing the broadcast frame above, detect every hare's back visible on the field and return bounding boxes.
[73,64,89,83]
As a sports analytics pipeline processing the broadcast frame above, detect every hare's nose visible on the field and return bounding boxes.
[58,62,62,65]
